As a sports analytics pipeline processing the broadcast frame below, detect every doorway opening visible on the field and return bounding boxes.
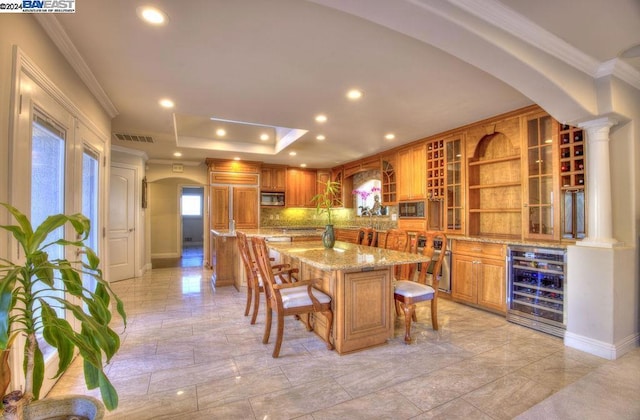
[180,186,204,267]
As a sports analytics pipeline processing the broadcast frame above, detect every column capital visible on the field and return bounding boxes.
[578,116,618,132]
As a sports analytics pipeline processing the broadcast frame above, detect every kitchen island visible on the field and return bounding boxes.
[209,228,324,289]
[266,240,431,354]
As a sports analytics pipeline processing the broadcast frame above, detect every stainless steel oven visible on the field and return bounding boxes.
[416,237,452,293]
[398,200,425,218]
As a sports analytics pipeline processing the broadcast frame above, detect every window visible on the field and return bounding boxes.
[181,195,202,216]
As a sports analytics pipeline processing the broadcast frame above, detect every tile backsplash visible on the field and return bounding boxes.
[260,206,397,230]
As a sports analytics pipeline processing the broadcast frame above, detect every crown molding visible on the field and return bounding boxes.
[596,59,640,90]
[34,15,119,118]
[445,0,640,89]
[446,0,600,74]
[111,145,149,161]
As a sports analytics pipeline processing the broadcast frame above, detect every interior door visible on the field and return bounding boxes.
[108,165,136,280]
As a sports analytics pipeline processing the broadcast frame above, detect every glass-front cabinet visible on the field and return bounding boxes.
[381,156,397,205]
[524,113,557,240]
[445,136,464,234]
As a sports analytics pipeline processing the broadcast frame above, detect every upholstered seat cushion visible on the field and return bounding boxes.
[280,286,331,309]
[394,280,435,299]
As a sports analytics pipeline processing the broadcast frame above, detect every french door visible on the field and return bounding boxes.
[11,67,106,396]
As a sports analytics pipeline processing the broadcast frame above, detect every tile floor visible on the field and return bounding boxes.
[49,266,640,419]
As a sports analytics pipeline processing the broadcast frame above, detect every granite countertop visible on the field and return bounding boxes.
[212,227,569,249]
[267,240,431,271]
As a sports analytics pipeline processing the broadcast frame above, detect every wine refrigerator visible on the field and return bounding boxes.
[507,245,567,338]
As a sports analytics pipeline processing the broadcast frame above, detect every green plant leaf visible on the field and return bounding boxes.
[29,214,68,254]
[0,268,18,349]
[98,370,119,411]
[83,359,99,390]
[0,203,33,240]
[40,301,76,378]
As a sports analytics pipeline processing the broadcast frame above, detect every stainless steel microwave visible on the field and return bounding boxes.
[398,201,425,218]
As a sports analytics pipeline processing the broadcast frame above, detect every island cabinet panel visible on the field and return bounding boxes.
[339,269,393,353]
[210,233,236,288]
[451,240,507,314]
[302,263,393,354]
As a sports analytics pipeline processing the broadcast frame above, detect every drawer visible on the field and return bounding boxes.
[453,240,505,258]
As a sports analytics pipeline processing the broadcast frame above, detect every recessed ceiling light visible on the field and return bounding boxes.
[346,89,363,100]
[289,151,297,156]
[316,135,326,141]
[385,133,395,140]
[216,128,226,137]
[137,6,168,25]
[315,114,327,123]
[233,157,241,161]
[173,152,182,157]
[260,133,269,141]
[300,163,307,167]
[159,98,174,108]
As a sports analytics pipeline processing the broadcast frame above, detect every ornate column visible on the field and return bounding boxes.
[577,116,618,248]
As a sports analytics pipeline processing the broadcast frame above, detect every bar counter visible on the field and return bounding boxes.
[267,241,431,354]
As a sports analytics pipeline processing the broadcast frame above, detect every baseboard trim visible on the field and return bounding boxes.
[565,331,640,360]
[151,252,180,259]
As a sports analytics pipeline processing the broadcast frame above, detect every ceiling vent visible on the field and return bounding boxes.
[114,133,154,143]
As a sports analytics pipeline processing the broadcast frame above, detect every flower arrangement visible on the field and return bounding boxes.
[352,186,380,201]
[352,186,384,216]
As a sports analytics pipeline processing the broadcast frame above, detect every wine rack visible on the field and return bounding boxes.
[559,124,586,239]
[507,245,566,337]
[559,124,585,189]
[426,139,445,199]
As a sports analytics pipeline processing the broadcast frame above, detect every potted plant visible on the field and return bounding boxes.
[311,180,342,248]
[0,203,126,419]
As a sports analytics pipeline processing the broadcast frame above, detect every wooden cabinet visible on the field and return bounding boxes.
[210,185,230,230]
[233,187,259,229]
[452,240,506,313]
[467,128,522,238]
[261,165,286,191]
[381,155,397,205]
[397,144,426,200]
[206,158,260,173]
[210,185,259,230]
[286,168,317,207]
[316,169,330,192]
[210,232,237,288]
